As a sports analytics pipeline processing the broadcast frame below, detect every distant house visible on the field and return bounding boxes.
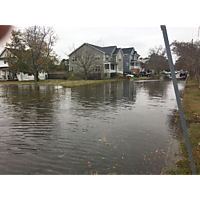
[139,58,149,72]
[0,48,14,80]
[0,47,47,81]
[122,48,140,73]
[68,43,124,78]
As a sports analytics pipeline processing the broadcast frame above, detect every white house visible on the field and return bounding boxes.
[0,48,12,80]
[0,47,47,81]
[17,72,47,81]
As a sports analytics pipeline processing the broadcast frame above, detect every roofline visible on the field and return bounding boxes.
[68,43,105,56]
[0,47,8,58]
[110,46,117,55]
[122,47,135,55]
[68,43,86,56]
[113,48,124,56]
[86,43,105,54]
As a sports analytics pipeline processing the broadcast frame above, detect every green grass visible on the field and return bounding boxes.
[167,76,200,175]
[131,76,151,80]
[0,78,126,88]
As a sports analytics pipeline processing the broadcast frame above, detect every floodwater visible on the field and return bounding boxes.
[0,79,186,175]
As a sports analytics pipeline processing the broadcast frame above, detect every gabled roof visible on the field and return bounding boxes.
[0,47,22,58]
[0,47,8,58]
[122,47,135,54]
[113,48,120,55]
[68,43,118,56]
[87,43,117,54]
[85,43,105,54]
[68,43,105,56]
[101,46,117,54]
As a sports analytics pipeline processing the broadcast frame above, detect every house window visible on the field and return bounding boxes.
[119,53,121,61]
[71,67,74,71]
[95,55,100,60]
[111,64,115,70]
[4,60,6,64]
[94,66,100,72]
[106,55,109,61]
[28,73,32,76]
[126,62,129,66]
[72,56,77,61]
[105,64,109,70]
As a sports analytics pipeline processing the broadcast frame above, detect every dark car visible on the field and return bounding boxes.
[180,71,188,77]
[139,71,151,77]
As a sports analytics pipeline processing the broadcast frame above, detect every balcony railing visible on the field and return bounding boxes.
[130,66,141,70]
[105,69,117,73]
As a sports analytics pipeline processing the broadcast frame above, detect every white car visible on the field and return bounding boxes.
[126,74,134,77]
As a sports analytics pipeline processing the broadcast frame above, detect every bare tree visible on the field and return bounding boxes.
[96,38,104,46]
[6,26,58,90]
[72,47,101,80]
[171,40,200,88]
[146,45,168,74]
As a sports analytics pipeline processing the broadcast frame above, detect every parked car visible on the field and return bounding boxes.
[139,71,151,77]
[180,71,188,77]
[164,71,171,75]
[126,74,134,77]
[124,72,136,77]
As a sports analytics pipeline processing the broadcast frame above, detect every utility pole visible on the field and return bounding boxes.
[161,25,196,175]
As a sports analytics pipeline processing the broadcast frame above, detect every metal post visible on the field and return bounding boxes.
[5,70,8,80]
[160,25,196,175]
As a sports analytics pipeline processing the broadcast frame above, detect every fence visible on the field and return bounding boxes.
[48,74,64,79]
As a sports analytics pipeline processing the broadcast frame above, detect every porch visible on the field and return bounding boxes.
[130,61,141,73]
[0,68,9,80]
[104,62,118,74]
[0,68,17,80]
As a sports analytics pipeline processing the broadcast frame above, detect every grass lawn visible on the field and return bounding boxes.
[0,76,157,87]
[167,76,200,175]
[0,78,127,87]
[131,76,151,80]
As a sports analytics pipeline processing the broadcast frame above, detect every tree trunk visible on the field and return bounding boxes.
[36,70,39,82]
[34,70,38,91]
[84,69,87,81]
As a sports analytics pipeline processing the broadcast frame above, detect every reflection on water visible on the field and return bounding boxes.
[0,79,185,174]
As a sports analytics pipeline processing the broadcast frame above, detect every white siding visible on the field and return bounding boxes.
[17,72,47,81]
[0,59,8,68]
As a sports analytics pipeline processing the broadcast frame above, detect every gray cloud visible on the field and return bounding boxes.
[53,27,199,60]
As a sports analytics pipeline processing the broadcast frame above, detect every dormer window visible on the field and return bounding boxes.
[106,55,109,61]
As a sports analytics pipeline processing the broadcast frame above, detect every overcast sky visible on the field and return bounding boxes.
[0,25,199,59]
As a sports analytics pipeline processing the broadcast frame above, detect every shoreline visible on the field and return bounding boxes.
[0,77,153,87]
[167,76,200,175]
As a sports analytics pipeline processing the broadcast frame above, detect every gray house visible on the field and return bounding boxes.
[69,43,124,79]
[122,48,140,73]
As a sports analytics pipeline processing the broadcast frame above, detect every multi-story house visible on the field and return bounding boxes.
[0,48,14,80]
[68,43,124,79]
[122,48,141,73]
[0,47,47,81]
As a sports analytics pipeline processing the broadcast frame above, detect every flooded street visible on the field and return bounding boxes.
[0,79,185,174]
